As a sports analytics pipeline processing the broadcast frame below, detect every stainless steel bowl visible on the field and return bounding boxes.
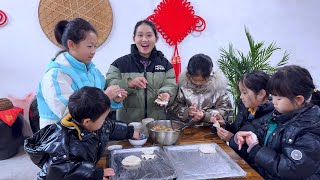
[146,120,185,146]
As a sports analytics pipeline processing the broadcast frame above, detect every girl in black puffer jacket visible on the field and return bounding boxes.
[235,65,320,179]
[25,87,139,180]
[217,70,273,143]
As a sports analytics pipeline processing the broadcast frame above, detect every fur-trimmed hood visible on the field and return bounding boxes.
[178,70,228,94]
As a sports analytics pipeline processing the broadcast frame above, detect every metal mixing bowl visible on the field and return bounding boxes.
[146,120,185,146]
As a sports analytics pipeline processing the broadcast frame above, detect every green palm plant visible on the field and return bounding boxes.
[218,28,289,121]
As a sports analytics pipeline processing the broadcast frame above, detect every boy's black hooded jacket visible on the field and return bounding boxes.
[24,115,134,180]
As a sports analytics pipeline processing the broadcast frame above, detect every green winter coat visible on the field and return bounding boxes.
[106,44,177,123]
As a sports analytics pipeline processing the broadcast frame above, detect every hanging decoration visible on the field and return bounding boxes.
[147,0,206,82]
[0,10,8,26]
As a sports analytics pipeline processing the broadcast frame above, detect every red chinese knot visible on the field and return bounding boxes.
[0,10,8,26]
[147,0,206,82]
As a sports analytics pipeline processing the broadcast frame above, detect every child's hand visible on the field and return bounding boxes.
[210,114,225,126]
[217,127,233,141]
[235,131,247,150]
[245,132,259,147]
[188,103,197,117]
[133,131,140,140]
[235,131,258,150]
[104,85,121,100]
[113,89,128,103]
[103,168,115,179]
[193,110,205,121]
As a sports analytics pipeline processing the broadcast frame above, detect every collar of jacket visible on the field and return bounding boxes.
[64,52,95,71]
[130,44,159,61]
[254,101,274,119]
[178,70,228,94]
[273,104,314,125]
[60,114,83,140]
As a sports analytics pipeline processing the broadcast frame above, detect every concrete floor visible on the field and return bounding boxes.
[0,147,38,180]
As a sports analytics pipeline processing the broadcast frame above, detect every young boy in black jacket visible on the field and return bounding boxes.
[24,86,139,180]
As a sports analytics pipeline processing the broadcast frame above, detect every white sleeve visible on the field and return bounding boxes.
[40,69,74,119]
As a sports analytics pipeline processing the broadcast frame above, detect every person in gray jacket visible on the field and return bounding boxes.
[167,54,232,127]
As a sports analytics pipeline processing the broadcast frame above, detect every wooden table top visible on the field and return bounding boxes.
[97,127,263,180]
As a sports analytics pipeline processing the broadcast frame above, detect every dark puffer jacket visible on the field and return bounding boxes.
[24,116,134,180]
[106,44,177,123]
[248,105,320,179]
[226,101,274,135]
[229,102,274,168]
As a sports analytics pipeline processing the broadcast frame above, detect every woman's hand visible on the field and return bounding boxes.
[113,89,128,103]
[104,85,121,100]
[217,127,233,141]
[157,93,170,102]
[155,93,170,106]
[103,168,115,180]
[128,77,148,88]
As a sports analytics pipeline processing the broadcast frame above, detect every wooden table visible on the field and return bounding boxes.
[97,127,263,180]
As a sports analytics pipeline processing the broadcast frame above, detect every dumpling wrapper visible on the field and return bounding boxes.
[199,145,216,154]
[154,98,168,106]
[121,155,141,166]
[212,120,220,128]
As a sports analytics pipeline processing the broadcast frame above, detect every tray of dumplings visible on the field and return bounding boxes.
[163,143,247,180]
[109,146,177,180]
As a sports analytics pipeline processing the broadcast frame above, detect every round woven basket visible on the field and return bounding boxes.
[38,0,113,48]
[0,98,13,111]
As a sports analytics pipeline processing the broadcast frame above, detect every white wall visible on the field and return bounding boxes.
[1,0,320,98]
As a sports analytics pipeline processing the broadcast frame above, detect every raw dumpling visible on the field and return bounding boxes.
[121,155,142,166]
[212,121,220,128]
[141,154,156,160]
[199,145,216,154]
[142,149,154,155]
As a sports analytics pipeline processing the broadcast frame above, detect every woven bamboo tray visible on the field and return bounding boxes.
[38,0,113,48]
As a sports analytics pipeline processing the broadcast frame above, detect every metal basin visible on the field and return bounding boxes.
[146,120,185,146]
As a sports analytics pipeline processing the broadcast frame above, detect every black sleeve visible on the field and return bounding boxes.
[252,133,320,179]
[103,120,134,140]
[46,157,103,180]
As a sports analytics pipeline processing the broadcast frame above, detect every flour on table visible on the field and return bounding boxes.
[121,155,141,166]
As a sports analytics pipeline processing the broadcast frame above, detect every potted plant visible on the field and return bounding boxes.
[218,28,289,121]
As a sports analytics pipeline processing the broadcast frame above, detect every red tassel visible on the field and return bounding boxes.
[171,44,181,82]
